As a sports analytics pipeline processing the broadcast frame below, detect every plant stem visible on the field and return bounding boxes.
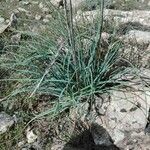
[64,0,79,87]
[95,0,105,62]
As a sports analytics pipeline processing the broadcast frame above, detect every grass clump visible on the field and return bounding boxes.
[0,0,132,120]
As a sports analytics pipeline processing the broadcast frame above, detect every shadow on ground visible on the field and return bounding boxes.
[63,122,120,150]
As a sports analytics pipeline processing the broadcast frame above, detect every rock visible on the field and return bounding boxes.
[69,67,150,149]
[120,43,150,68]
[50,0,63,8]
[51,143,65,150]
[18,138,43,150]
[8,13,18,27]
[22,148,28,150]
[39,2,50,13]
[45,14,52,19]
[0,16,11,34]
[5,19,10,23]
[61,121,119,150]
[101,89,150,145]
[0,13,18,32]
[101,32,110,45]
[42,7,50,13]
[50,0,113,11]
[0,24,9,34]
[91,123,114,146]
[0,112,15,134]
[18,7,29,13]
[0,17,5,24]
[117,134,150,150]
[43,18,50,23]
[18,141,26,148]
[51,138,66,150]
[123,30,150,44]
[74,9,150,27]
[35,14,42,20]
[20,1,30,5]
[30,1,39,5]
[141,44,150,68]
[26,128,38,144]
[72,90,150,149]
[11,33,21,44]
[39,2,45,9]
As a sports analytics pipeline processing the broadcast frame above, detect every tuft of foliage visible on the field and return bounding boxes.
[0,0,133,120]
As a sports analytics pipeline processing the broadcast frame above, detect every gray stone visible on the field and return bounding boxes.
[30,1,39,5]
[123,30,150,44]
[0,17,5,24]
[75,9,150,27]
[50,0,113,11]
[0,24,9,34]
[35,14,42,20]
[102,89,150,144]
[141,44,150,68]
[18,7,29,13]
[39,2,45,9]
[45,14,52,19]
[38,2,50,13]
[43,18,50,23]
[91,123,114,146]
[11,33,21,44]
[0,112,15,134]
[20,1,30,5]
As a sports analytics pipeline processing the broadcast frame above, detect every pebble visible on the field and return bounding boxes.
[43,18,50,23]
[13,9,20,16]
[42,7,50,13]
[39,2,44,9]
[0,17,5,24]
[11,33,21,44]
[45,14,52,19]
[0,112,15,134]
[31,1,39,5]
[18,141,25,147]
[18,7,29,13]
[38,2,49,13]
[35,14,42,20]
[21,1,30,5]
[26,128,38,144]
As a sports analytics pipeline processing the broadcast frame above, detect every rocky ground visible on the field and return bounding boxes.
[0,0,150,150]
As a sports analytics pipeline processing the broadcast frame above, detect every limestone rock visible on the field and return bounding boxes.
[26,128,38,144]
[50,0,113,11]
[106,90,150,143]
[17,7,29,13]
[75,9,150,27]
[0,13,18,34]
[11,33,21,44]
[35,14,42,20]
[91,123,114,146]
[141,44,150,68]
[50,0,63,8]
[0,24,9,34]
[43,18,50,23]
[20,1,30,5]
[0,17,5,24]
[123,30,150,44]
[0,112,15,134]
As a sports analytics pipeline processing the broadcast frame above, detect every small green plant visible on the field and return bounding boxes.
[0,0,133,120]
